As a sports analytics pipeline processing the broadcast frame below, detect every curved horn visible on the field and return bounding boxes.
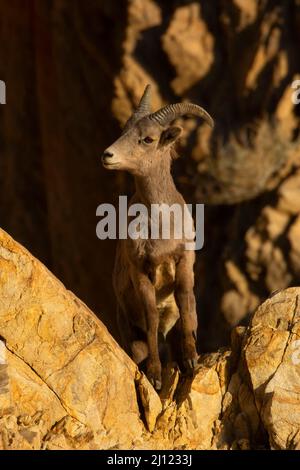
[122,84,151,133]
[149,102,214,128]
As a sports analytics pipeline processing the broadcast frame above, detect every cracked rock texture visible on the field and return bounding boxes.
[1,228,300,450]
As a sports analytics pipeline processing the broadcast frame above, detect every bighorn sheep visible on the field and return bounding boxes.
[102,85,213,389]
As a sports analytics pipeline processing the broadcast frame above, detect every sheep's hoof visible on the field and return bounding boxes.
[149,378,162,391]
[184,357,199,371]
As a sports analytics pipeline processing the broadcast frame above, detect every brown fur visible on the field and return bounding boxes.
[102,116,199,390]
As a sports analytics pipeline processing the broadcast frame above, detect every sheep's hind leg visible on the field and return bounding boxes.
[131,340,148,364]
[175,252,199,372]
[133,271,162,391]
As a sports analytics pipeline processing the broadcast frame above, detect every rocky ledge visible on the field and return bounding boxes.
[0,228,299,450]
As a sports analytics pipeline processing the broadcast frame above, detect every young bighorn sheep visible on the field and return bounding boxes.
[102,85,213,389]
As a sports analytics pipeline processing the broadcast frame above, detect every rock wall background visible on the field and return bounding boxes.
[0,0,300,349]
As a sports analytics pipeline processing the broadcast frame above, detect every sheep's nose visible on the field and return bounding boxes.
[102,150,114,161]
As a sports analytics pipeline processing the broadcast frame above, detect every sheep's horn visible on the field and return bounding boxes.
[122,84,151,133]
[149,102,214,128]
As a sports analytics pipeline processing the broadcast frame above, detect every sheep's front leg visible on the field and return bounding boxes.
[175,251,198,370]
[134,271,162,390]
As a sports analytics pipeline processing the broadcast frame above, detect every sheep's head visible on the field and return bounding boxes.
[102,85,214,177]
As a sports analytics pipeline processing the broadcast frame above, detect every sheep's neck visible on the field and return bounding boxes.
[134,155,178,206]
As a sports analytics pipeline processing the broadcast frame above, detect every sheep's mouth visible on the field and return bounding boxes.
[102,159,120,169]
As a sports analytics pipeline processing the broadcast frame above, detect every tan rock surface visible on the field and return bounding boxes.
[162,3,214,95]
[1,228,300,450]
[244,289,300,449]
[0,228,143,449]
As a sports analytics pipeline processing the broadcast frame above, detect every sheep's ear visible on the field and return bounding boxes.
[159,126,182,146]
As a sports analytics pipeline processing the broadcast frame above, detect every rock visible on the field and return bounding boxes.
[264,245,291,292]
[2,229,300,449]
[0,228,143,449]
[278,172,300,214]
[172,355,228,449]
[288,216,300,276]
[136,372,162,433]
[222,261,260,327]
[244,216,292,293]
[222,290,248,326]
[232,0,258,30]
[245,16,281,91]
[244,289,300,449]
[261,206,289,240]
[275,76,299,139]
[162,3,214,94]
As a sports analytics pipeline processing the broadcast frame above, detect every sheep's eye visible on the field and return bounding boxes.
[143,136,154,144]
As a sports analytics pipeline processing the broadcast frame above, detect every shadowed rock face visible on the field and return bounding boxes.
[0,1,128,340]
[0,1,300,350]
[1,227,300,450]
